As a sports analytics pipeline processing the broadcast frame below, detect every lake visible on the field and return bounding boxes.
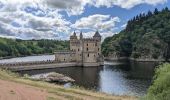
[0,55,159,96]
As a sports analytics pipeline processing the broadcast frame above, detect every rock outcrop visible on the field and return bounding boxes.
[32,72,75,83]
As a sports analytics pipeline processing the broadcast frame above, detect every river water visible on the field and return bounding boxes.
[0,55,159,96]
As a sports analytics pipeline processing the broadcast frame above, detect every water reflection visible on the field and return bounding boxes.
[98,64,152,96]
[99,65,128,95]
[129,61,158,79]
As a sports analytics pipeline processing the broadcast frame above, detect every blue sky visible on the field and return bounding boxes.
[0,0,169,40]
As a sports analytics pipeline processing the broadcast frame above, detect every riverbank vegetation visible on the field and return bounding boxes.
[0,69,137,100]
[0,38,69,58]
[102,7,170,61]
[143,63,170,100]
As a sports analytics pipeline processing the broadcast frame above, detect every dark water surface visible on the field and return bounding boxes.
[0,55,158,96]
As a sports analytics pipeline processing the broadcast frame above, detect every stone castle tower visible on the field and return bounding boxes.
[55,31,104,67]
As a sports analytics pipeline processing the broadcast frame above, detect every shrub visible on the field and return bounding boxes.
[132,52,141,58]
[144,63,170,100]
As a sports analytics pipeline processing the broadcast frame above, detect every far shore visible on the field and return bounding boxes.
[104,57,169,62]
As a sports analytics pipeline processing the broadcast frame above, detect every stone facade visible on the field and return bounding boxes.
[55,31,104,67]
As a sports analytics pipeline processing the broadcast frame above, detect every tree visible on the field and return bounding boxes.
[154,8,159,15]
[165,7,169,11]
[147,10,153,17]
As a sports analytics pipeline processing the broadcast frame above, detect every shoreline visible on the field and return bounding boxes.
[104,57,169,62]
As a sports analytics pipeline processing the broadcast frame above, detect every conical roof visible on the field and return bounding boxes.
[93,31,101,37]
[73,31,76,36]
[80,31,83,39]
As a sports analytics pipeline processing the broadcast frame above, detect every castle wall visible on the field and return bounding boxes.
[82,40,98,63]
[70,40,82,63]
[55,51,76,62]
[95,40,101,56]
[83,40,96,52]
[83,52,97,63]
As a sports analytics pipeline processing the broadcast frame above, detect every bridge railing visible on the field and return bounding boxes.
[0,60,57,67]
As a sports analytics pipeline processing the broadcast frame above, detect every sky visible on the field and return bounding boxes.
[0,0,169,40]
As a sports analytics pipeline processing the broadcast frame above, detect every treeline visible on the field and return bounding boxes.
[0,38,69,57]
[102,7,170,61]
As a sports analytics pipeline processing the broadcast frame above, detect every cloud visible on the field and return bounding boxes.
[43,0,90,15]
[72,14,120,31]
[121,23,127,28]
[0,0,167,40]
[0,0,166,15]
[42,0,167,14]
[0,1,72,40]
[89,0,167,9]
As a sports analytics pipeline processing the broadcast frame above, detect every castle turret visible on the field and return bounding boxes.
[93,31,102,57]
[93,31,101,41]
[70,31,77,40]
[80,31,83,40]
[70,31,78,51]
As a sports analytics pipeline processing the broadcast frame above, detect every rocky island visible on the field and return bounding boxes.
[31,72,75,83]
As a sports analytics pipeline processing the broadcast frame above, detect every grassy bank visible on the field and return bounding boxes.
[0,69,137,100]
[143,63,170,100]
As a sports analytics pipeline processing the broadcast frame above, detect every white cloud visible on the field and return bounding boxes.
[121,23,127,28]
[1,0,166,15]
[0,0,167,40]
[43,0,93,15]
[72,14,120,31]
[89,0,167,9]
[0,1,72,40]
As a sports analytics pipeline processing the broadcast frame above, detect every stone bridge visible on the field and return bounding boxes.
[0,60,77,71]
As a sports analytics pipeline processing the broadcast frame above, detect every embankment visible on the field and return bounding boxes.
[0,69,137,100]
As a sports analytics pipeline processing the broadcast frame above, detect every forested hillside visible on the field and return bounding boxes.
[0,38,69,58]
[102,7,170,61]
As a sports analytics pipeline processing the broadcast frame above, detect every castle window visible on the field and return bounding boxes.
[87,48,88,51]
[95,43,97,46]
[87,44,88,46]
[87,54,89,57]
[78,48,79,51]
[98,48,100,51]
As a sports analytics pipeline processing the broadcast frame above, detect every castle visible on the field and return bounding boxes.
[55,31,104,67]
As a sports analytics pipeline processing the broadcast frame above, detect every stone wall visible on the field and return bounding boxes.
[0,62,77,71]
[55,51,76,62]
